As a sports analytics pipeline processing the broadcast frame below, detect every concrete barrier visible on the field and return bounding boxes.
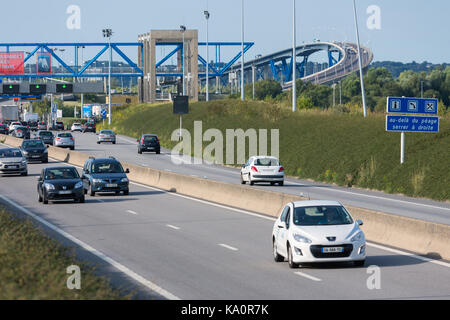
[1,133,448,260]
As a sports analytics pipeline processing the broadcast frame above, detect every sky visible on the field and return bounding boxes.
[0,0,448,65]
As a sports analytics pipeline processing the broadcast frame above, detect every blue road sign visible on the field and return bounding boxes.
[386,115,439,133]
[387,97,438,115]
[82,104,92,118]
[101,108,107,119]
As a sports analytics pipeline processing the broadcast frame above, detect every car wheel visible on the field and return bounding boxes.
[70,147,74,150]
[353,260,365,267]
[249,174,254,186]
[270,182,275,186]
[123,189,129,196]
[273,239,284,262]
[43,159,48,164]
[240,174,246,184]
[83,188,87,195]
[97,141,100,144]
[89,184,95,197]
[77,195,85,203]
[287,244,299,269]
[279,181,284,186]
[156,150,160,154]
[115,191,120,195]
[138,148,142,154]
[113,141,116,145]
[38,192,43,203]
[43,192,48,205]
[21,171,28,176]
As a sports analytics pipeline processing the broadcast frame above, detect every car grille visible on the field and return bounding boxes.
[56,184,75,190]
[310,244,353,258]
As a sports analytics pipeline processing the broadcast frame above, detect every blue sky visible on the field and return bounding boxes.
[0,0,448,64]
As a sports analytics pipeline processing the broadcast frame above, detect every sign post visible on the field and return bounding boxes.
[173,96,189,141]
[386,97,439,164]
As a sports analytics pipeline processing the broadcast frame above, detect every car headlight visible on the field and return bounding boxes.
[74,181,83,189]
[44,149,48,153]
[92,179,103,183]
[22,151,28,155]
[121,178,129,183]
[44,183,55,190]
[21,160,27,165]
[351,231,364,242]
[293,233,312,244]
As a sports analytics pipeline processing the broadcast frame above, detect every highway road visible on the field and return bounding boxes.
[0,150,449,299]
[63,131,450,225]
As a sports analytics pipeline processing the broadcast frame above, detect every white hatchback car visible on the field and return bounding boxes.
[240,156,284,186]
[272,200,366,268]
[71,123,83,132]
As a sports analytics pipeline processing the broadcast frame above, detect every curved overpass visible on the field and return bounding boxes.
[227,41,373,87]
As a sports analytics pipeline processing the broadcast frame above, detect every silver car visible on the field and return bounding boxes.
[0,148,28,176]
[97,129,116,144]
[54,132,75,150]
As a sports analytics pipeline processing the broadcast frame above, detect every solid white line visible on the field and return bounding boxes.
[0,195,180,300]
[48,157,450,269]
[218,244,239,251]
[166,224,180,230]
[283,180,450,212]
[294,272,322,282]
[127,210,138,215]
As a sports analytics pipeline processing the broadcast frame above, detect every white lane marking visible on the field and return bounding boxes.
[116,136,138,145]
[127,210,138,215]
[367,242,450,268]
[0,195,180,300]
[96,199,105,203]
[166,224,180,230]
[294,272,322,282]
[49,157,450,269]
[283,180,450,212]
[218,244,238,251]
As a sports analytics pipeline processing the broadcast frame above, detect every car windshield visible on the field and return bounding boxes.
[39,131,53,137]
[0,149,22,158]
[254,158,279,166]
[73,123,81,126]
[92,161,124,174]
[143,136,157,142]
[101,130,113,134]
[58,133,72,138]
[16,127,27,131]
[293,206,354,226]
[45,168,79,180]
[0,125,6,128]
[23,140,44,148]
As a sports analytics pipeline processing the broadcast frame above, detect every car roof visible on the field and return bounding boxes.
[292,200,343,208]
[44,166,77,171]
[142,134,158,137]
[91,158,119,163]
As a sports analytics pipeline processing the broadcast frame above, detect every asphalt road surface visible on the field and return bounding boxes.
[62,131,450,225]
[0,155,449,299]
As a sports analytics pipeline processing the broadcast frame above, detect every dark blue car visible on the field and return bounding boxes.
[81,157,130,196]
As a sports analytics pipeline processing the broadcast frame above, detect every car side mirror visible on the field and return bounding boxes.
[125,168,130,174]
[356,219,363,226]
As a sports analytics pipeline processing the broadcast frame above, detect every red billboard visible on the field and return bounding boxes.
[0,52,25,75]
[37,52,52,75]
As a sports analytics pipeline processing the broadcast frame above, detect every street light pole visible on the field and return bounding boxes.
[204,11,210,102]
[292,0,297,112]
[352,0,368,117]
[180,25,186,96]
[103,29,113,125]
[240,0,245,101]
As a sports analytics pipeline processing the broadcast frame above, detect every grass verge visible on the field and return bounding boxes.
[98,100,450,201]
[0,206,130,299]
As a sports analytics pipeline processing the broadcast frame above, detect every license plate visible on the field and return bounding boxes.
[104,138,111,141]
[106,184,117,188]
[321,247,344,253]
[6,165,18,169]
[59,191,72,195]
[32,155,40,158]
